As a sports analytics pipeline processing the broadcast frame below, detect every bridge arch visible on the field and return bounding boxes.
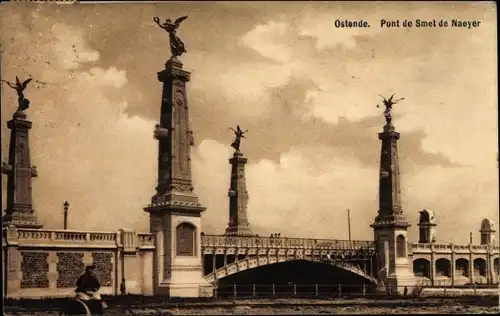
[413,258,430,278]
[435,258,451,277]
[455,258,469,277]
[205,256,377,284]
[473,258,487,277]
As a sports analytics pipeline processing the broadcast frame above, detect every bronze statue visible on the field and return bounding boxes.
[1,76,33,112]
[230,125,248,152]
[153,16,188,57]
[377,93,404,123]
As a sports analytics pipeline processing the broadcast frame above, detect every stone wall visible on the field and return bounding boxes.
[20,251,49,288]
[57,252,85,288]
[2,226,155,299]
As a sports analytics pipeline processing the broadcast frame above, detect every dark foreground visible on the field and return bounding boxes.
[4,296,500,315]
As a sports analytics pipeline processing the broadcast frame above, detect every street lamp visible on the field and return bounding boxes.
[469,232,473,244]
[63,201,69,230]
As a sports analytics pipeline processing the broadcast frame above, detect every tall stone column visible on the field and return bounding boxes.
[371,117,414,294]
[225,150,252,236]
[2,110,42,228]
[143,57,210,298]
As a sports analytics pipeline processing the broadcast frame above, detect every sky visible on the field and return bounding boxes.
[0,2,497,244]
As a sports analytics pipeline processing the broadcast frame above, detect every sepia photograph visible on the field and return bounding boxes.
[1,1,498,315]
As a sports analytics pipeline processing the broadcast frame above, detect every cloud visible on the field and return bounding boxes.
[83,67,128,89]
[50,23,100,70]
[1,13,153,232]
[304,88,381,125]
[192,140,378,239]
[1,3,497,246]
[192,139,498,243]
[241,21,293,63]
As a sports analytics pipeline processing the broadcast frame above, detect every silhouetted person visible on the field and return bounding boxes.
[120,278,127,296]
[76,265,100,294]
[75,265,103,314]
[404,286,408,297]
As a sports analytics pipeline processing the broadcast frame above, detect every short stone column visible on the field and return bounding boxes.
[3,225,21,298]
[119,229,140,294]
[469,244,474,284]
[450,244,455,287]
[430,243,436,286]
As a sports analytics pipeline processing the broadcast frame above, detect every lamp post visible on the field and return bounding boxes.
[347,209,352,241]
[469,232,473,244]
[63,201,69,230]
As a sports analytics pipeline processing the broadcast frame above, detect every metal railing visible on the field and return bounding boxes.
[201,234,375,250]
[213,283,500,298]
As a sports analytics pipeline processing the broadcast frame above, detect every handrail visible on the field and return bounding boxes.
[201,234,375,249]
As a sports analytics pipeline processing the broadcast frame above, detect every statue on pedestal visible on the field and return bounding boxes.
[1,76,33,112]
[377,93,405,123]
[153,16,188,57]
[230,125,248,152]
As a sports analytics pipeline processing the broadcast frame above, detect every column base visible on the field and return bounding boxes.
[156,265,214,298]
[225,225,253,236]
[156,281,214,298]
[3,213,43,229]
[381,273,417,295]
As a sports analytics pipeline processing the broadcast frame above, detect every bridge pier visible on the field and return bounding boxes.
[144,57,212,298]
[371,121,417,295]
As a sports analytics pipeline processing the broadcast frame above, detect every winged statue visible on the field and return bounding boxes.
[153,15,188,57]
[1,76,33,111]
[377,93,405,123]
[230,125,248,152]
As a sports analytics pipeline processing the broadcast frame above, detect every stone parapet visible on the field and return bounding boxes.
[2,226,155,299]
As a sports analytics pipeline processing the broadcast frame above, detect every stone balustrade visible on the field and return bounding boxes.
[138,233,155,248]
[4,227,154,250]
[411,242,499,254]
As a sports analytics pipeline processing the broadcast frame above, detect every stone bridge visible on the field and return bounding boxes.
[200,235,378,284]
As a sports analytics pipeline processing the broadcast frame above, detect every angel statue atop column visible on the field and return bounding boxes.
[153,16,188,57]
[377,93,405,124]
[230,125,248,152]
[1,76,33,112]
